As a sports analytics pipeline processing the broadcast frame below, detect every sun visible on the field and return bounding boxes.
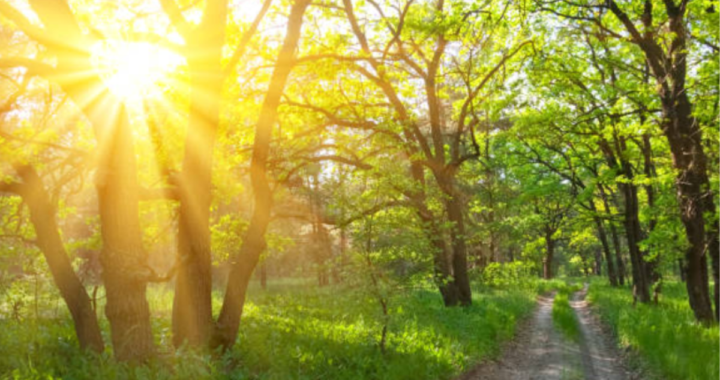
[91,40,183,100]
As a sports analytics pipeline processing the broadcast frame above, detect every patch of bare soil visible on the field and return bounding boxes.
[461,286,634,380]
[570,284,629,380]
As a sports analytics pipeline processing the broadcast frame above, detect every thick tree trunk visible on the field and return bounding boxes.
[445,187,472,306]
[212,0,309,350]
[661,101,715,321]
[14,166,104,352]
[95,107,155,360]
[19,0,156,360]
[655,54,715,321]
[172,70,224,348]
[172,0,229,347]
[621,180,651,303]
[414,195,458,306]
[432,239,459,306]
[408,161,459,306]
[608,0,716,322]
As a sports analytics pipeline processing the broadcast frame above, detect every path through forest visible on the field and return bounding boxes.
[463,285,631,380]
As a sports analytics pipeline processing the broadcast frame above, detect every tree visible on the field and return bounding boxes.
[538,0,719,324]
[0,0,156,359]
[213,0,311,350]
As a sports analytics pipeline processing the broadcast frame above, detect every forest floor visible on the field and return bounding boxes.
[462,284,632,380]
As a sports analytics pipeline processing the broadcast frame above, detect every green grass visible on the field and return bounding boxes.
[552,290,580,343]
[0,278,548,380]
[550,279,583,343]
[588,279,720,380]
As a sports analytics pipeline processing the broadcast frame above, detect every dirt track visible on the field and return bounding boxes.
[462,285,631,380]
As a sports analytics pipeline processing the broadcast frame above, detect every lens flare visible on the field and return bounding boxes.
[91,41,183,100]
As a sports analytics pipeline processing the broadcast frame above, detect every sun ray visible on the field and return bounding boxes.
[91,40,184,101]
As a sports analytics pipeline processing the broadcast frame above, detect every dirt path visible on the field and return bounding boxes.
[462,285,631,380]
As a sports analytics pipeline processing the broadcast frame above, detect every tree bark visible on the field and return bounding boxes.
[444,181,472,306]
[544,228,555,279]
[599,184,625,286]
[607,0,716,322]
[171,0,228,348]
[599,138,650,301]
[5,0,157,360]
[12,166,104,352]
[593,214,617,285]
[639,133,660,286]
[94,106,155,360]
[212,0,310,350]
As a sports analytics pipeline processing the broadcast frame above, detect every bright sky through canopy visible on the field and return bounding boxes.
[91,40,183,100]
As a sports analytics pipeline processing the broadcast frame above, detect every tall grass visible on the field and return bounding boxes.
[0,279,547,380]
[588,279,719,380]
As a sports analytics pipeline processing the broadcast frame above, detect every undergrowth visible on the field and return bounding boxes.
[588,279,719,380]
[0,278,556,380]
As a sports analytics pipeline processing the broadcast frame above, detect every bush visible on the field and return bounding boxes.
[480,261,535,288]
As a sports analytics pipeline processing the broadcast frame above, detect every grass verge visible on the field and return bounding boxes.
[588,278,719,380]
[0,279,553,380]
[552,284,581,343]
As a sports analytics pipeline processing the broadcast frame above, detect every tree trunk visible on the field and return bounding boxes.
[445,185,472,306]
[599,138,649,300]
[407,162,459,306]
[21,0,155,360]
[658,74,715,322]
[599,184,625,286]
[172,0,229,347]
[639,134,661,286]
[588,198,612,280]
[621,179,651,303]
[429,223,458,306]
[212,0,310,350]
[664,123,715,321]
[92,106,155,361]
[608,0,716,322]
[544,228,554,279]
[421,206,458,306]
[593,214,617,285]
[14,166,104,352]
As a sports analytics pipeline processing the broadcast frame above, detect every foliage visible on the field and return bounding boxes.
[480,261,534,288]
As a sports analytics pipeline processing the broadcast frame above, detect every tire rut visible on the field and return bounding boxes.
[570,284,628,380]
[461,284,633,380]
